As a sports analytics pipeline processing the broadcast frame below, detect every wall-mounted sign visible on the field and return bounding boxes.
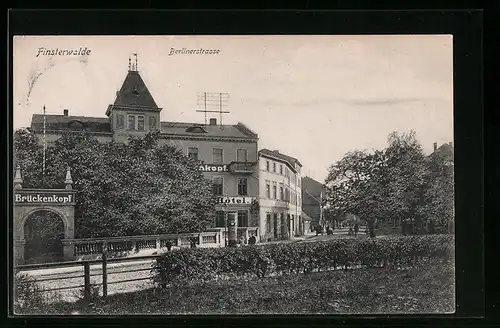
[15,192,74,204]
[199,164,228,173]
[217,197,255,204]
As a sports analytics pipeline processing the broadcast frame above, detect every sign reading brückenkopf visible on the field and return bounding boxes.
[15,192,74,204]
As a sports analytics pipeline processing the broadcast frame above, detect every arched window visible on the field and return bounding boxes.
[149,116,157,130]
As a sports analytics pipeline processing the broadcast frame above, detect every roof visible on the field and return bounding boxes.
[301,211,313,221]
[160,121,258,139]
[259,149,302,168]
[431,142,454,161]
[30,114,258,139]
[302,176,326,198]
[30,114,111,133]
[106,70,160,116]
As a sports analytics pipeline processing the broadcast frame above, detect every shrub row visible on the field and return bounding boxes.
[151,235,454,287]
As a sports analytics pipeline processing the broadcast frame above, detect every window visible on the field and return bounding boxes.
[149,116,157,130]
[188,147,199,161]
[137,116,145,131]
[238,178,248,196]
[237,148,248,162]
[266,214,272,233]
[272,185,277,199]
[238,210,249,227]
[213,148,223,164]
[215,211,225,228]
[285,188,290,202]
[212,176,223,195]
[116,114,125,129]
[280,165,283,175]
[280,185,284,200]
[273,163,276,172]
[127,114,145,130]
[266,182,271,198]
[266,161,270,171]
[128,115,136,130]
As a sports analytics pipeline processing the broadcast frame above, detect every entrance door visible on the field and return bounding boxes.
[24,210,65,264]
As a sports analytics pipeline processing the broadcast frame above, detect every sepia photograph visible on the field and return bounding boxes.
[12,35,455,315]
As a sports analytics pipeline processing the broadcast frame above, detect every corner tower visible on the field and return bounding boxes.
[106,56,162,139]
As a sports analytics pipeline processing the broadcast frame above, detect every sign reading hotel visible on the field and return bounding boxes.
[217,197,255,204]
[15,192,74,204]
[198,164,228,173]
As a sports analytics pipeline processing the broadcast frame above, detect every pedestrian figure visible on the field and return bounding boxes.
[354,224,359,237]
[189,237,198,249]
[239,235,246,246]
[348,226,354,236]
[165,240,173,251]
[248,234,256,245]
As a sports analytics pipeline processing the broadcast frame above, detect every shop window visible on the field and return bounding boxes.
[215,211,225,228]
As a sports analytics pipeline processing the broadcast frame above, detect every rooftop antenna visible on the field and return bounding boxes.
[196,92,230,127]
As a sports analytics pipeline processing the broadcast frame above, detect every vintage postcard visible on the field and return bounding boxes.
[12,35,455,315]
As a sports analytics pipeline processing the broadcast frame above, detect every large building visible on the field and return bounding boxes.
[27,64,260,229]
[258,149,303,241]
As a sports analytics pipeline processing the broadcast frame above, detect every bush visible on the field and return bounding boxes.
[151,235,454,287]
[14,272,48,314]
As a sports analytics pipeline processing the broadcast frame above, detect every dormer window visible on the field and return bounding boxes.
[185,126,207,133]
[68,120,84,130]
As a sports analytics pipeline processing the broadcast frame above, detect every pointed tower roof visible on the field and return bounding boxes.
[106,64,162,116]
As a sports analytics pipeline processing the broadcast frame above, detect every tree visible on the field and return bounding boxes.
[324,130,443,236]
[13,130,217,238]
[324,149,387,235]
[384,131,428,232]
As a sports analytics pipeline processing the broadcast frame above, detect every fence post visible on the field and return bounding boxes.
[198,233,203,247]
[102,248,108,298]
[83,261,91,300]
[156,238,161,251]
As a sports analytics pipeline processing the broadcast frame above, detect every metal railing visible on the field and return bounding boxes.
[16,254,160,299]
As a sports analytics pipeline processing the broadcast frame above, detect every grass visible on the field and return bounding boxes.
[45,258,454,315]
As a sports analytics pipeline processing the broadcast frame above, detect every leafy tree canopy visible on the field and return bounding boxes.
[324,130,454,234]
[14,130,217,238]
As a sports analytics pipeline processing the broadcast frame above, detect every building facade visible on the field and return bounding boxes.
[258,149,303,241]
[301,176,326,230]
[27,64,260,230]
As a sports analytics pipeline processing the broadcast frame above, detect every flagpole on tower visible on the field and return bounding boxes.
[43,105,47,185]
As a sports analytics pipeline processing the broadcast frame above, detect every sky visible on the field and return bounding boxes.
[13,35,453,183]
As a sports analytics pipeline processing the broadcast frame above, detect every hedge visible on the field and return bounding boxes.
[151,235,454,287]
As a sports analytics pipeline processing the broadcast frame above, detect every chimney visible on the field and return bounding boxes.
[449,142,453,147]
[433,142,437,152]
[209,118,217,125]
[63,109,69,117]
